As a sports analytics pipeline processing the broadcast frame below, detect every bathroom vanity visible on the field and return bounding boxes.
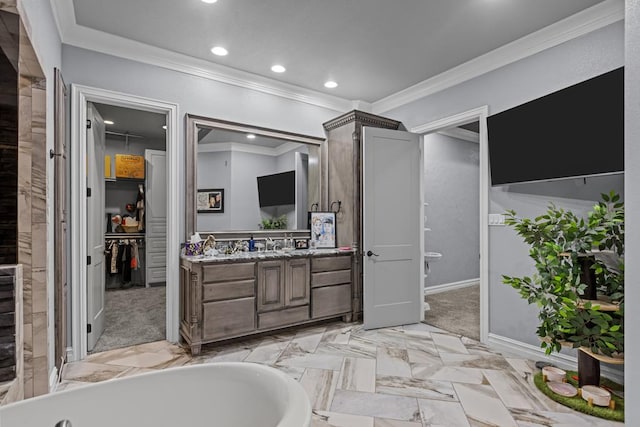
[179,250,353,354]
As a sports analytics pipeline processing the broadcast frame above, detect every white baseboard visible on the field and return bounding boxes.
[487,333,624,384]
[424,278,479,295]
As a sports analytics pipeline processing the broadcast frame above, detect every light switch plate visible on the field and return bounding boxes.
[489,213,506,226]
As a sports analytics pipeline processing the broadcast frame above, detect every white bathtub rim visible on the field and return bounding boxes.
[0,362,312,427]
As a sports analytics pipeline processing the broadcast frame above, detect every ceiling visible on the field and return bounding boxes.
[65,0,609,104]
[93,103,166,140]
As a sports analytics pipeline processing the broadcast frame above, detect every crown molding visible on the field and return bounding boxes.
[52,2,351,113]
[198,141,301,157]
[372,0,624,114]
[51,0,623,115]
[437,127,479,144]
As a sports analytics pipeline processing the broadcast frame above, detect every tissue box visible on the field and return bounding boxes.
[184,241,203,256]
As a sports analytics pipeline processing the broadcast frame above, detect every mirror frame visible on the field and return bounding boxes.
[185,114,327,239]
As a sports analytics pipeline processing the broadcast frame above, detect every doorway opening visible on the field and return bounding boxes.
[411,106,489,343]
[422,121,480,340]
[87,102,168,354]
[70,85,179,362]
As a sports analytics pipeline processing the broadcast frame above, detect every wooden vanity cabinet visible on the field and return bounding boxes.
[311,255,352,320]
[257,258,311,329]
[180,259,257,355]
[180,253,352,355]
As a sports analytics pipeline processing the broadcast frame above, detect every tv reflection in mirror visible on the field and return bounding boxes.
[197,124,317,231]
[257,171,295,207]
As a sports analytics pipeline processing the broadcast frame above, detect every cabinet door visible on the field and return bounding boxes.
[257,260,285,312]
[285,258,310,307]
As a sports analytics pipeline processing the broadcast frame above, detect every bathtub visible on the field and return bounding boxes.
[0,362,311,427]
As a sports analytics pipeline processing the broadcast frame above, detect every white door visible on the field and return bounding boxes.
[363,127,422,329]
[145,149,167,287]
[86,103,106,350]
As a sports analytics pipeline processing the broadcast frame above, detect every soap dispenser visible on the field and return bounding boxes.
[248,235,255,252]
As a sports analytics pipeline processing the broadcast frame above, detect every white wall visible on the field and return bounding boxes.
[423,133,479,287]
[17,0,63,388]
[624,0,639,423]
[384,22,625,349]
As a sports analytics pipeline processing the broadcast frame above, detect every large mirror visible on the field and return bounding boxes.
[186,115,326,238]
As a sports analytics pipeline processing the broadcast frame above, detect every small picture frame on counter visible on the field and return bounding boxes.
[294,239,309,250]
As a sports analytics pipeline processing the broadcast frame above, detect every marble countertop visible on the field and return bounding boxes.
[181,247,354,263]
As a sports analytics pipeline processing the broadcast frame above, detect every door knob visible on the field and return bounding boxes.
[366,250,379,257]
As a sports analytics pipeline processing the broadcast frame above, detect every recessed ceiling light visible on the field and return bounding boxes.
[201,0,218,3]
[162,125,167,130]
[247,134,256,139]
[324,81,338,89]
[211,46,228,56]
[104,120,114,125]
[271,65,286,73]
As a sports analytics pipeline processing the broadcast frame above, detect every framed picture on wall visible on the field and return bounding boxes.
[197,188,225,213]
[309,211,336,248]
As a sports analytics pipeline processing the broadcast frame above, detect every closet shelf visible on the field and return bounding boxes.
[105,232,145,239]
[105,177,145,183]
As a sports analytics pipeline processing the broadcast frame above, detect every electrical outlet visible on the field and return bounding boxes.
[489,213,506,226]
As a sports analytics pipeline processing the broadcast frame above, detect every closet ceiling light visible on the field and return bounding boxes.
[271,65,286,73]
[246,134,256,139]
[201,0,218,3]
[211,46,228,56]
[104,120,114,125]
[324,81,338,89]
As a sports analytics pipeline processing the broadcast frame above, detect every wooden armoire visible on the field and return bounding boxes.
[323,110,403,320]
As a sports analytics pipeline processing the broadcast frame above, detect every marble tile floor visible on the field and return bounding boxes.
[57,322,623,427]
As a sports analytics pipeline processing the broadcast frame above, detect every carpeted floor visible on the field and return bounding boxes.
[424,283,480,341]
[90,286,166,354]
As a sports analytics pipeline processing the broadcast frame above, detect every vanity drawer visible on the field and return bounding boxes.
[311,284,351,318]
[311,269,351,288]
[202,297,256,340]
[203,262,255,283]
[311,256,351,272]
[258,305,309,330]
[203,279,255,302]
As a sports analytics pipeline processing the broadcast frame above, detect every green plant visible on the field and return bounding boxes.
[259,215,288,230]
[502,191,624,356]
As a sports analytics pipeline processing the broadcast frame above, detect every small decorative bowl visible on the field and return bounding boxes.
[542,366,566,382]
[581,385,611,407]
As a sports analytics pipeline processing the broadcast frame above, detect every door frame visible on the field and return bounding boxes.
[70,84,179,361]
[410,106,489,343]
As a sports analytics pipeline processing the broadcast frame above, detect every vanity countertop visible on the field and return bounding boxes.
[181,248,354,263]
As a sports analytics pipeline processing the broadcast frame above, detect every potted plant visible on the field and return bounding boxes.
[502,191,624,357]
[259,214,288,230]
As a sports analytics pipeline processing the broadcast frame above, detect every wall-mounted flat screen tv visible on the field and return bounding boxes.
[487,67,624,186]
[257,170,295,207]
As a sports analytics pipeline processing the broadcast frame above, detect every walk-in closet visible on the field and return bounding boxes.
[88,102,167,354]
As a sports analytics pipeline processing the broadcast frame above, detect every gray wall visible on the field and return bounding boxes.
[423,133,479,287]
[625,1,640,422]
[197,151,233,231]
[385,21,624,349]
[104,135,166,216]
